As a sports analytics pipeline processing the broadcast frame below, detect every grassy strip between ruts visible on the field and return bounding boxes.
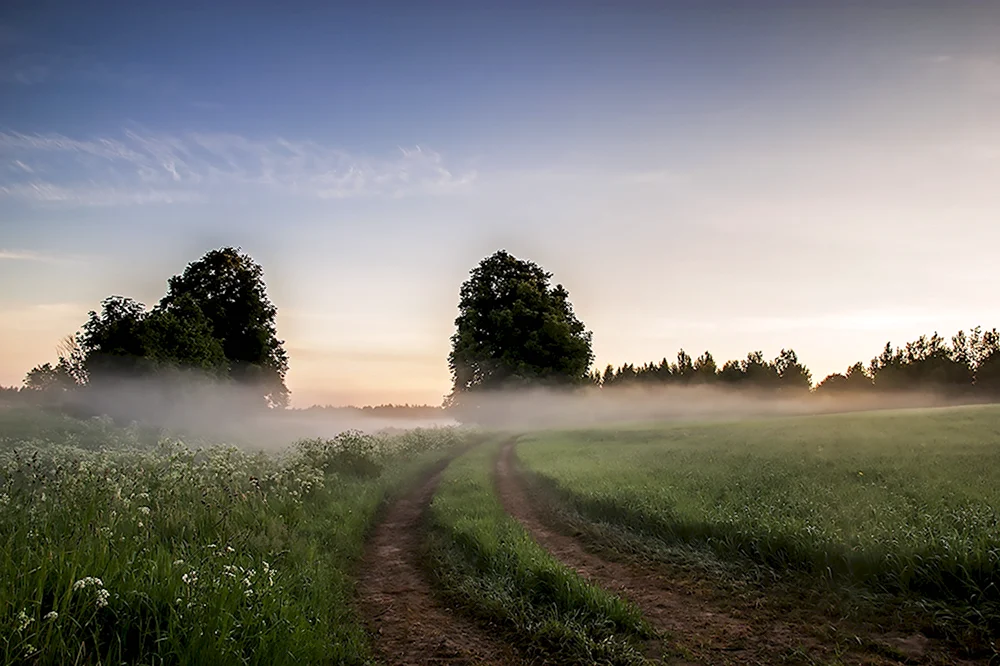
[1,405,468,666]
[425,438,658,665]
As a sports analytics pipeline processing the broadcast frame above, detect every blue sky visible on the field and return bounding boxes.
[3,1,1000,405]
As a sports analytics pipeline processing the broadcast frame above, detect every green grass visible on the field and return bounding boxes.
[516,404,1000,648]
[425,440,657,665]
[0,406,467,665]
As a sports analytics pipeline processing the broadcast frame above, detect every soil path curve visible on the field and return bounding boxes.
[494,439,951,666]
[358,454,525,666]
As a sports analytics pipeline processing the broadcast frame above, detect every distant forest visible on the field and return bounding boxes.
[594,327,1000,396]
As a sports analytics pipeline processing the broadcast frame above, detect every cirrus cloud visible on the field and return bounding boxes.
[0,129,476,206]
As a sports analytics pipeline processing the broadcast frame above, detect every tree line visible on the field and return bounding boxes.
[446,250,1000,402]
[586,329,1000,396]
[14,246,1000,413]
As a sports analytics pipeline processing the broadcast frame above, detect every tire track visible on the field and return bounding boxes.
[493,439,963,666]
[358,453,526,666]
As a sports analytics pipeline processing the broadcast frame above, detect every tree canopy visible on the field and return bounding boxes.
[448,250,593,402]
[161,247,289,406]
[25,247,289,409]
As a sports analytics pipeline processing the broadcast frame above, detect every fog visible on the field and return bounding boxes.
[446,384,981,431]
[52,374,455,450]
[43,371,988,450]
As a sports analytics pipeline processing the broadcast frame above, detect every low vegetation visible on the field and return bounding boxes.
[425,441,656,665]
[0,405,465,665]
[515,404,1000,653]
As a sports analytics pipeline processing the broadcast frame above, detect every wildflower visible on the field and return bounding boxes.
[73,577,103,591]
[173,559,184,566]
[23,644,35,657]
[16,609,33,631]
[137,506,151,515]
[44,611,58,621]
[182,571,198,585]
[0,493,9,506]
[95,589,110,609]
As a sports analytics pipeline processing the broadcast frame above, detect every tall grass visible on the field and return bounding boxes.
[0,406,465,665]
[425,441,656,665]
[516,405,1000,643]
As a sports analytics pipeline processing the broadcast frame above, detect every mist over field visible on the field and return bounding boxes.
[445,384,979,430]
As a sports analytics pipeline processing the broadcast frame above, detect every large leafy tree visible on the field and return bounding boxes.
[448,250,593,402]
[160,247,289,406]
[79,296,154,379]
[76,294,227,381]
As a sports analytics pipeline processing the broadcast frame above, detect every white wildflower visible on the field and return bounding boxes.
[43,611,58,621]
[73,577,103,591]
[23,644,35,657]
[16,609,33,632]
[173,559,184,566]
[137,506,151,515]
[0,493,9,506]
[182,571,198,585]
[95,589,110,609]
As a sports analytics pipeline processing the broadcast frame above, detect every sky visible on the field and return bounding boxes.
[2,0,999,407]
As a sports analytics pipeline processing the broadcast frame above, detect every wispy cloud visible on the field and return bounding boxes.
[0,130,476,206]
[0,248,74,263]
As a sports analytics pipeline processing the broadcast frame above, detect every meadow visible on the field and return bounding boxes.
[3,401,999,664]
[515,404,1000,650]
[0,405,465,665]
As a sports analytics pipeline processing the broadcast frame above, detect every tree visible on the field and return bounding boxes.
[717,359,745,384]
[774,348,812,391]
[815,372,848,393]
[79,296,154,381]
[672,349,695,382]
[161,247,289,406]
[844,362,873,391]
[24,362,76,392]
[742,351,779,388]
[692,351,717,383]
[448,250,593,401]
[143,294,228,375]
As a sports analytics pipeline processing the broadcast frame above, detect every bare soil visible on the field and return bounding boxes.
[494,439,983,666]
[357,457,526,666]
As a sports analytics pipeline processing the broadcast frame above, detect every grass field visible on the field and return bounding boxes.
[0,406,465,665]
[515,404,1000,650]
[4,402,999,664]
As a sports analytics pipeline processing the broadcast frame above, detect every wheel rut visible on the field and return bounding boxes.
[493,439,974,666]
[358,454,525,666]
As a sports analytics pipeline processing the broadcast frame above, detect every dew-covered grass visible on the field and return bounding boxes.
[0,405,466,665]
[516,404,1000,646]
[425,441,656,665]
